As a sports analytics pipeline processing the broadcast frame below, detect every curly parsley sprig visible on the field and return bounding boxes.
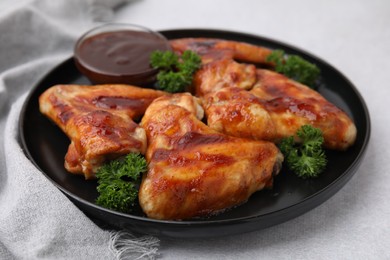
[150,50,201,93]
[266,49,320,89]
[95,153,147,213]
[279,125,327,178]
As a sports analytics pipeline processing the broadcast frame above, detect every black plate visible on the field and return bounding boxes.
[19,29,370,238]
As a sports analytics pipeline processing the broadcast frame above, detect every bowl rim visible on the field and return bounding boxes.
[73,23,171,79]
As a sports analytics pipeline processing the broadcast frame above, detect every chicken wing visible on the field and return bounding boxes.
[170,38,271,96]
[139,93,283,220]
[193,58,257,96]
[203,87,277,142]
[250,69,357,150]
[170,38,272,65]
[39,84,167,179]
[171,37,357,150]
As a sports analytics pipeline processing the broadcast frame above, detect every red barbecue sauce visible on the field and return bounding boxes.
[74,30,170,85]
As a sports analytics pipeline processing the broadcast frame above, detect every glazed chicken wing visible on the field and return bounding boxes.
[170,38,272,65]
[39,84,167,179]
[203,87,277,142]
[250,69,357,150]
[203,71,356,150]
[170,38,271,96]
[193,58,257,96]
[139,93,283,220]
[171,37,357,150]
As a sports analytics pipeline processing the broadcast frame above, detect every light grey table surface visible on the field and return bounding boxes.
[113,0,389,259]
[1,0,389,259]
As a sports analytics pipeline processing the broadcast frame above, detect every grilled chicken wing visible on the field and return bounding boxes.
[171,38,357,150]
[39,84,167,179]
[203,87,277,142]
[204,80,357,150]
[193,58,257,96]
[250,69,357,150]
[170,38,272,65]
[170,38,271,96]
[139,93,283,220]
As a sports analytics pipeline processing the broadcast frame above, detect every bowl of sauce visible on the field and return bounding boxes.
[74,23,171,86]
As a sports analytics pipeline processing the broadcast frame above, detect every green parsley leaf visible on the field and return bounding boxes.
[266,49,320,89]
[95,153,147,213]
[279,125,327,178]
[150,50,201,93]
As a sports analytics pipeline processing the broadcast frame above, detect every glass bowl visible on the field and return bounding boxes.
[74,23,171,86]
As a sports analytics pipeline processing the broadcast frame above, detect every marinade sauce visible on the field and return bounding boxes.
[74,29,171,85]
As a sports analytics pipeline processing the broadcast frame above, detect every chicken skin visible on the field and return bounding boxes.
[193,58,257,96]
[203,71,357,150]
[170,37,273,65]
[203,87,277,142]
[250,69,357,150]
[39,84,167,179]
[170,38,271,96]
[139,93,283,220]
[170,38,357,150]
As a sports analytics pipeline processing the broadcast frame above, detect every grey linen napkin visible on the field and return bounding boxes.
[0,0,159,259]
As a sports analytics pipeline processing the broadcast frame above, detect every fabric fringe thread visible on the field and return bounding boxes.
[109,230,160,260]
